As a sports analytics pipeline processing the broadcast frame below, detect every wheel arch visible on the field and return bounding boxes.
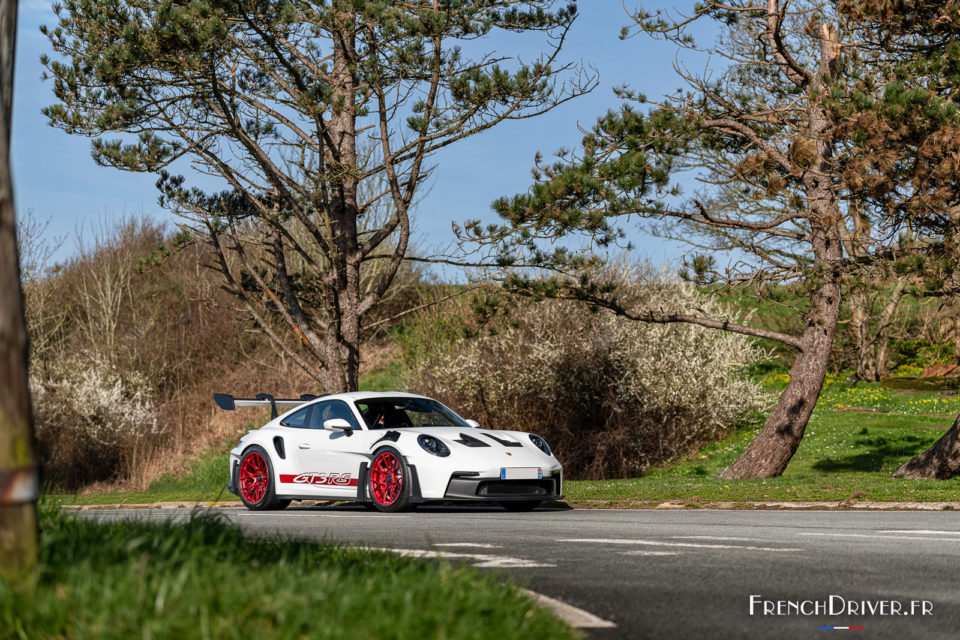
[369,445,423,502]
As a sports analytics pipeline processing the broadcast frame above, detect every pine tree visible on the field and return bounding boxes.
[42,0,595,393]
[473,1,956,478]
[839,0,960,479]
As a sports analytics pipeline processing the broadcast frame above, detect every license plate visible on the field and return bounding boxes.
[500,467,542,480]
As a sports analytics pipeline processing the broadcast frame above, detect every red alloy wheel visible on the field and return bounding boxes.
[239,451,269,504]
[370,451,403,506]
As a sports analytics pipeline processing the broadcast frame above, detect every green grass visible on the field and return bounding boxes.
[566,377,960,505]
[358,358,406,392]
[1,509,574,640]
[52,447,240,506]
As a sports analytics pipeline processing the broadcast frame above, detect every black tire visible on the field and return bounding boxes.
[368,446,413,513]
[501,500,541,512]
[238,445,289,511]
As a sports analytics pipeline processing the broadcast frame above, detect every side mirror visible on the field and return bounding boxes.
[465,419,481,428]
[324,418,354,436]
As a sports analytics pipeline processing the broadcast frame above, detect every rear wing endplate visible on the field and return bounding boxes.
[214,393,324,419]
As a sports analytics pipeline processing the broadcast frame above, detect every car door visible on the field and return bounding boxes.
[290,400,366,496]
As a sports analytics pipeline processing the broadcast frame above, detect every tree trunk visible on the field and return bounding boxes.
[325,14,361,394]
[850,287,879,381]
[722,35,843,478]
[893,414,960,479]
[0,0,39,578]
[848,276,905,382]
[871,278,905,380]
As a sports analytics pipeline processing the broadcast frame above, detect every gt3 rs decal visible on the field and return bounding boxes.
[279,473,358,487]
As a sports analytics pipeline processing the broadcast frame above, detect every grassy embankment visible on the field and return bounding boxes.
[51,374,960,507]
[0,509,574,640]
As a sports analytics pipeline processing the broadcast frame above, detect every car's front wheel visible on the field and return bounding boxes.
[368,447,412,513]
[501,500,541,512]
[238,445,290,511]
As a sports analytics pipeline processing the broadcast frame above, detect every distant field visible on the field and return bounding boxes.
[51,377,960,507]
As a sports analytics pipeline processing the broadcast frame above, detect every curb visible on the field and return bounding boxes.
[60,499,960,511]
[569,499,960,511]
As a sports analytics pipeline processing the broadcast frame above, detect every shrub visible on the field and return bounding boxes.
[31,356,161,489]
[408,266,765,479]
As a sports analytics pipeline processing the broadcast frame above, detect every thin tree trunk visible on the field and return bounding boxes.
[893,414,960,479]
[0,0,39,578]
[872,277,905,379]
[850,277,905,381]
[850,287,879,381]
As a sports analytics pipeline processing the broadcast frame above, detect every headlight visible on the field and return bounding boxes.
[417,435,450,457]
[529,434,552,456]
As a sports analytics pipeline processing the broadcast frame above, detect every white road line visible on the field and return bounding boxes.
[387,548,555,568]
[232,513,412,518]
[880,530,960,536]
[557,538,802,552]
[800,532,960,542]
[520,589,616,629]
[620,551,682,557]
[432,543,503,549]
[671,536,757,542]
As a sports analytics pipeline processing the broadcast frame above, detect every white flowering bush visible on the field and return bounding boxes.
[31,356,160,488]
[410,267,765,479]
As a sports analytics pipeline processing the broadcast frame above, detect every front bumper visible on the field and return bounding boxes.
[443,471,563,502]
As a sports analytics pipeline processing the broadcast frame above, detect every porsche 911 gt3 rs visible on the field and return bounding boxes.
[216,391,563,512]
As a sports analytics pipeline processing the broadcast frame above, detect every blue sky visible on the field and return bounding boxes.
[12,2,709,270]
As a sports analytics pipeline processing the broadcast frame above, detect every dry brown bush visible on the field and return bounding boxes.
[409,265,765,479]
[21,217,316,490]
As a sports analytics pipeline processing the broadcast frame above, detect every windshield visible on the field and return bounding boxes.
[354,397,469,429]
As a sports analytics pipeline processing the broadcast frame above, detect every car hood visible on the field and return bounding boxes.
[380,425,556,462]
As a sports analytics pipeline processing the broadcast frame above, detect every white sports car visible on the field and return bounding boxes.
[216,391,563,513]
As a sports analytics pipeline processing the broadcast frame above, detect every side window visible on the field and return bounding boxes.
[280,406,311,429]
[311,400,361,430]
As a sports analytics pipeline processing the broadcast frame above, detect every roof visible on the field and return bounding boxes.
[319,391,428,403]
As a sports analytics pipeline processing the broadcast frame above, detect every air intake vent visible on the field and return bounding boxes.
[481,433,523,448]
[454,433,490,447]
[477,480,553,497]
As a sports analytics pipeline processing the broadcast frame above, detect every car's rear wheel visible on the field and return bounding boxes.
[238,445,289,511]
[368,447,412,513]
[501,500,541,512]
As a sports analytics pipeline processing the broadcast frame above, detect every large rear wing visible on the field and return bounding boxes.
[214,393,325,419]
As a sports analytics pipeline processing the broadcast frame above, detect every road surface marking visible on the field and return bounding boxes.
[387,548,555,568]
[233,513,412,518]
[433,543,503,549]
[800,532,960,542]
[620,550,682,556]
[671,535,757,542]
[520,589,616,629]
[879,530,960,536]
[557,538,802,552]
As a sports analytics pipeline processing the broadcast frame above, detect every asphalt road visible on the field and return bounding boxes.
[83,506,960,639]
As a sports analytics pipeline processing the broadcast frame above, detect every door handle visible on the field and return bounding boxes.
[298,443,310,450]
